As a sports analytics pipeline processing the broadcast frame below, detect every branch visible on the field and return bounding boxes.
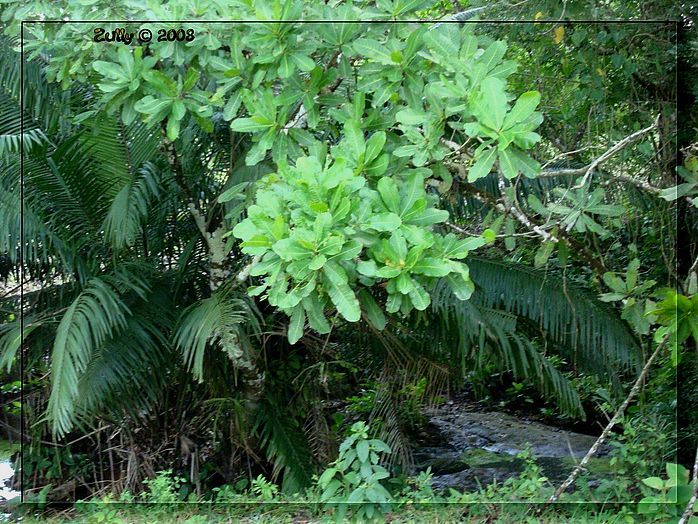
[187,203,231,291]
[445,162,607,277]
[543,335,669,507]
[538,116,661,193]
[160,123,197,207]
[600,173,662,195]
[282,51,342,135]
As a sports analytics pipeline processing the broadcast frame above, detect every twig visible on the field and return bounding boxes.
[282,51,342,134]
[543,334,669,507]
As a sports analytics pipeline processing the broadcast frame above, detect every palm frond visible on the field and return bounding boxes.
[465,257,642,374]
[0,89,48,156]
[0,320,41,372]
[0,34,74,142]
[369,382,414,472]
[423,282,586,417]
[303,404,335,466]
[75,311,173,422]
[254,396,316,493]
[102,163,162,249]
[48,277,133,436]
[173,287,260,381]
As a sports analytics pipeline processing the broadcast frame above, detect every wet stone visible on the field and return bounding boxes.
[411,406,612,493]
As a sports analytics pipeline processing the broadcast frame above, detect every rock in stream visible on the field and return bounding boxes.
[411,405,611,493]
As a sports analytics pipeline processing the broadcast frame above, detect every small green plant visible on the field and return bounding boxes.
[250,474,279,501]
[402,467,438,504]
[141,470,185,503]
[317,421,393,522]
[396,377,429,429]
[637,463,693,520]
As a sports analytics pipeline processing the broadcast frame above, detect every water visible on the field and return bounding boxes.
[1,460,19,521]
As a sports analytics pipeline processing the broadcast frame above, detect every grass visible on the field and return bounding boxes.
[10,502,640,524]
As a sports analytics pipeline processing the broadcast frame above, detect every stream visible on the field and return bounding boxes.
[0,459,18,521]
[0,402,612,508]
[410,400,612,492]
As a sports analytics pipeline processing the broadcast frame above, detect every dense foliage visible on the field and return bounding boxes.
[0,0,693,522]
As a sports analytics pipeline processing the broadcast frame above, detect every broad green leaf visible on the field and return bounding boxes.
[166,117,180,141]
[230,118,274,132]
[93,61,125,80]
[303,295,331,334]
[396,273,414,294]
[273,238,312,261]
[377,177,400,214]
[534,241,556,268]
[446,273,474,300]
[134,96,172,117]
[364,131,386,164]
[479,77,507,130]
[323,260,349,285]
[327,280,361,322]
[409,283,430,311]
[503,91,541,129]
[314,212,333,243]
[291,53,315,72]
[498,148,519,179]
[423,24,460,65]
[367,212,402,232]
[641,477,664,490]
[308,254,327,270]
[602,273,627,293]
[288,306,306,344]
[376,265,401,279]
[478,40,507,73]
[171,100,186,121]
[357,439,369,463]
[626,259,640,290]
[468,147,497,181]
[358,290,386,330]
[353,38,396,65]
[412,257,450,276]
[334,240,362,261]
[223,91,243,121]
[357,260,378,277]
[408,207,449,226]
[344,120,365,157]
[400,173,424,217]
[218,182,249,203]
[278,54,294,78]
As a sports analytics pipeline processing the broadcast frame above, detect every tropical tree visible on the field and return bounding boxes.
[0,0,679,498]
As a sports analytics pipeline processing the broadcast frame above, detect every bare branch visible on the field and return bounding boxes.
[544,334,669,507]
